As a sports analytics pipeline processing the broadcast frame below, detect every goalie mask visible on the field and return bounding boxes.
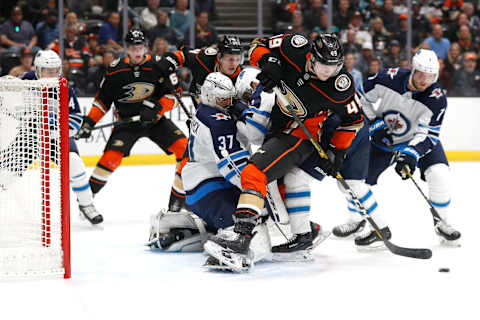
[34,50,62,79]
[200,72,236,111]
[235,67,260,103]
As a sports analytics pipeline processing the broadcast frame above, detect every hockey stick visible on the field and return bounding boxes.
[91,115,140,131]
[220,148,290,241]
[385,142,443,226]
[273,87,432,259]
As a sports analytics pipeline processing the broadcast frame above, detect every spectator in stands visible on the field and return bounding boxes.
[342,29,361,55]
[98,12,122,51]
[412,1,432,40]
[437,58,453,93]
[383,39,405,68]
[446,12,469,42]
[370,16,390,54]
[367,56,382,78]
[457,25,475,52]
[379,0,399,34]
[141,0,161,30]
[195,0,217,19]
[288,10,309,35]
[185,11,218,48]
[425,24,451,59]
[86,33,102,58]
[8,47,33,77]
[393,0,408,15]
[272,0,300,32]
[303,0,324,31]
[347,11,371,45]
[393,13,421,48]
[36,9,59,49]
[344,51,363,87]
[452,51,480,96]
[65,12,87,35]
[151,36,170,56]
[310,9,338,35]
[148,10,179,47]
[444,42,462,72]
[19,0,45,27]
[69,0,94,19]
[170,0,192,42]
[0,6,38,54]
[334,0,353,31]
[358,0,382,22]
[462,3,480,43]
[86,48,116,95]
[356,41,374,76]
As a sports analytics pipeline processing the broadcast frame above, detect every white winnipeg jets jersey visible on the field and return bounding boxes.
[182,103,250,195]
[361,67,447,158]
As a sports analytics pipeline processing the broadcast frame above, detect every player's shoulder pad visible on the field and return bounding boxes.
[197,48,217,65]
[196,103,236,134]
[363,67,410,94]
[323,69,356,102]
[281,33,311,56]
[417,82,447,112]
[21,71,36,80]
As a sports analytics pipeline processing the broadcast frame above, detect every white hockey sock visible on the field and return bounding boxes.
[284,168,311,235]
[70,152,94,206]
[425,164,451,221]
[339,179,387,229]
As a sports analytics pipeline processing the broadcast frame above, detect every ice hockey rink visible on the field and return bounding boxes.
[1,162,478,320]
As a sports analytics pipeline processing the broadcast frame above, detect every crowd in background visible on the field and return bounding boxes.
[0,0,479,96]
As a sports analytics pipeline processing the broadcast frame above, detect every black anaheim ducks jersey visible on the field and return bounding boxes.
[92,54,178,120]
[168,46,242,98]
[249,33,363,148]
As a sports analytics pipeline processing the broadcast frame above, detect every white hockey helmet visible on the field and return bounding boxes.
[200,72,236,110]
[411,49,439,82]
[34,50,62,79]
[235,67,260,102]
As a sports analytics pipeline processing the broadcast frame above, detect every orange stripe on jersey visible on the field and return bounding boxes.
[173,50,185,66]
[331,130,356,150]
[249,46,271,67]
[106,68,130,76]
[158,95,177,116]
[279,45,302,73]
[263,138,303,173]
[289,114,328,141]
[308,82,355,104]
[88,106,105,124]
[196,52,211,73]
[168,137,188,160]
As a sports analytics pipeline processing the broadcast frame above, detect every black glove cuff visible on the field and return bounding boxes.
[258,53,281,68]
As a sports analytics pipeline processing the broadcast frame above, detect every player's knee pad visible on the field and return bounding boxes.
[241,163,267,197]
[149,209,210,252]
[283,167,312,234]
[424,163,451,208]
[168,137,188,160]
[249,223,272,263]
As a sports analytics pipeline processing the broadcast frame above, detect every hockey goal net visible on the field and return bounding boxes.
[0,76,70,279]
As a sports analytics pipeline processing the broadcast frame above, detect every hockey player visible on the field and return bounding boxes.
[163,35,243,104]
[203,33,364,270]
[75,29,189,212]
[16,50,103,224]
[334,49,461,246]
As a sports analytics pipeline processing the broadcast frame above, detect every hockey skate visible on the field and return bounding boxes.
[203,223,255,273]
[78,203,103,225]
[202,256,234,272]
[435,220,461,247]
[147,209,210,252]
[354,226,391,251]
[332,219,366,238]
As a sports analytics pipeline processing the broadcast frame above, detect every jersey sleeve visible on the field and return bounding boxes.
[87,73,113,124]
[406,87,447,160]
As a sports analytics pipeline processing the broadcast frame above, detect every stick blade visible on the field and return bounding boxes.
[385,241,433,259]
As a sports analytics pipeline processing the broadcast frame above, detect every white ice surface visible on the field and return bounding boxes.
[1,163,478,320]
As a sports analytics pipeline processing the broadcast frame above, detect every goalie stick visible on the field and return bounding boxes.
[273,87,432,260]
[384,141,444,226]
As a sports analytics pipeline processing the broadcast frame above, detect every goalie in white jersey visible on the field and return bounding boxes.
[334,49,460,245]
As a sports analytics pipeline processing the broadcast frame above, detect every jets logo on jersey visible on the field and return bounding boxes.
[211,113,231,120]
[291,35,308,48]
[384,111,411,136]
[277,81,307,118]
[118,82,155,103]
[429,88,443,99]
[335,74,351,91]
[387,68,399,79]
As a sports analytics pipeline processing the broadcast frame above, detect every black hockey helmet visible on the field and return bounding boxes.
[218,35,243,55]
[125,29,146,46]
[311,33,344,75]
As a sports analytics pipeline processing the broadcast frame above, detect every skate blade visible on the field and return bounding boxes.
[312,230,331,250]
[203,241,251,273]
[271,250,314,262]
[439,238,461,247]
[202,259,234,272]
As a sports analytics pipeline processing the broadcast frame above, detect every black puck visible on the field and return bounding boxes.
[438,268,450,273]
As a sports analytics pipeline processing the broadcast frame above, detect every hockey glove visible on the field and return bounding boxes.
[228,100,250,122]
[326,144,347,175]
[74,116,95,139]
[257,54,282,93]
[394,148,418,180]
[369,118,393,147]
[140,100,162,127]
[157,55,178,76]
